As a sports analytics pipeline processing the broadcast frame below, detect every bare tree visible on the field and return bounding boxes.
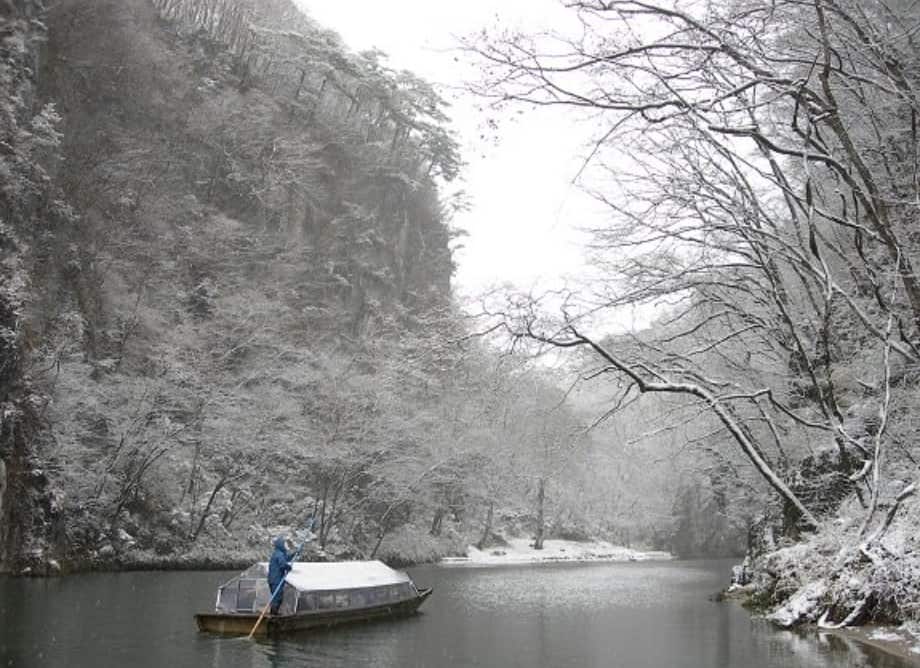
[468,0,920,535]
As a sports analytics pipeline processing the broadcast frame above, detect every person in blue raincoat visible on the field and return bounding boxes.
[267,535,293,615]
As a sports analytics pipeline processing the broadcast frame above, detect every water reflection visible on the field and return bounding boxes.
[0,560,914,667]
[758,627,912,668]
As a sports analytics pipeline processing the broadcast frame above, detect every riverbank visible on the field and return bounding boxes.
[6,523,470,575]
[719,492,920,642]
[721,582,920,665]
[831,625,920,665]
[8,549,442,576]
[5,524,663,576]
[440,538,672,566]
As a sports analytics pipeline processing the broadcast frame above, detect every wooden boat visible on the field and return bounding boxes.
[194,560,432,636]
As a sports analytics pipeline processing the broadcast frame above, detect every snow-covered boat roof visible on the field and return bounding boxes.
[253,560,411,592]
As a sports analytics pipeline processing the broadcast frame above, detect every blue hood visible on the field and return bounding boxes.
[273,536,287,550]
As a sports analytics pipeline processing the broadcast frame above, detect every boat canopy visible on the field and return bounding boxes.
[267,560,410,592]
[214,560,415,615]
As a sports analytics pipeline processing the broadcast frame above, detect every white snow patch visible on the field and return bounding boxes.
[444,539,672,566]
[769,580,827,628]
[868,630,905,642]
[897,622,920,654]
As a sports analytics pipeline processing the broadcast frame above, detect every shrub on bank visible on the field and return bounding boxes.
[740,497,920,629]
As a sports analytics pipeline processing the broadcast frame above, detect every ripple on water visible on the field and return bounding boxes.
[1,560,915,668]
[442,561,718,615]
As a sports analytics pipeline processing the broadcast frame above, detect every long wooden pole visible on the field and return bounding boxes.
[247,518,315,639]
[246,577,287,639]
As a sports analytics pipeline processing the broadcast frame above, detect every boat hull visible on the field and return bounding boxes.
[195,588,432,636]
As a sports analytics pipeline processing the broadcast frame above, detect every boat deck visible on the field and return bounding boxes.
[196,588,432,636]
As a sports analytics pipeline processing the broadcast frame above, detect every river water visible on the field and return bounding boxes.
[0,559,914,667]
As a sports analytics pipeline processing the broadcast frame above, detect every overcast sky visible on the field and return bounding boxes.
[293,0,607,299]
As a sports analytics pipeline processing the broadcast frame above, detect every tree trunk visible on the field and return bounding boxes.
[318,481,329,548]
[0,458,6,531]
[370,529,387,559]
[369,501,403,559]
[321,471,347,549]
[534,478,545,550]
[180,440,201,508]
[294,69,306,101]
[476,500,494,550]
[220,488,241,529]
[190,477,226,541]
[429,508,444,536]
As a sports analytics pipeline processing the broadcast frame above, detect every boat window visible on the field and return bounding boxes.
[350,590,368,608]
[369,587,385,604]
[317,592,335,609]
[297,592,317,612]
[217,585,238,612]
[334,591,350,608]
[387,585,401,601]
[237,580,256,611]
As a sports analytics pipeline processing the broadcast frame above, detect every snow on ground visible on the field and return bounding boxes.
[440,538,672,566]
[768,580,828,628]
[869,630,906,643]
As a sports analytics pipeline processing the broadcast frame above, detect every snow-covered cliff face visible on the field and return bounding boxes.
[1,0,462,572]
[0,1,59,573]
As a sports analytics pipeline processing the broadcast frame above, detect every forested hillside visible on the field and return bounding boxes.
[0,0,690,574]
[0,0,467,571]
